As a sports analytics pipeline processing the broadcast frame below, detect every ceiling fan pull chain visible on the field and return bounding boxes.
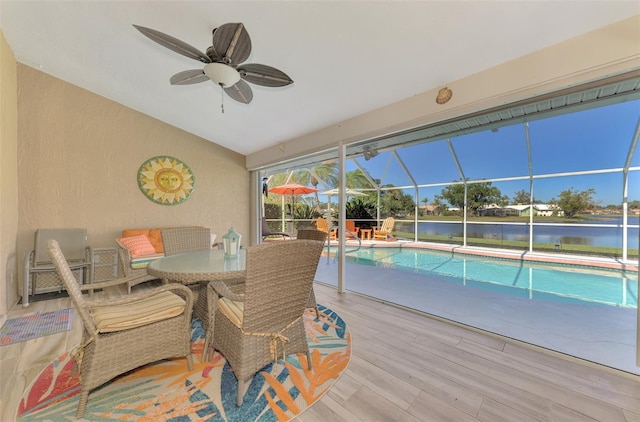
[220,85,225,114]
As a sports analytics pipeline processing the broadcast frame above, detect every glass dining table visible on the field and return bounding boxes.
[147,249,246,286]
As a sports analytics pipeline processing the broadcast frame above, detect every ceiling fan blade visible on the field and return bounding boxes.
[223,79,253,104]
[238,63,293,87]
[170,69,209,85]
[212,23,251,65]
[133,24,211,64]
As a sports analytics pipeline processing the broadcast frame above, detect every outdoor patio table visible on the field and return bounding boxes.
[147,249,246,286]
[360,229,372,240]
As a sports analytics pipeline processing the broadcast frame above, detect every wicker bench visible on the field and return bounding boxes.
[116,228,167,293]
[116,228,218,293]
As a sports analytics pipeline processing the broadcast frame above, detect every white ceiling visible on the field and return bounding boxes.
[1,1,638,156]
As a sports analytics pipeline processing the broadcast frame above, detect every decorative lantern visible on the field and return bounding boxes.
[222,227,242,258]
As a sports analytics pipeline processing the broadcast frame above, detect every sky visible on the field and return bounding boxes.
[337,99,640,207]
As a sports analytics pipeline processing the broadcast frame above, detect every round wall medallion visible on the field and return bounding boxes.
[436,87,453,104]
[137,156,195,205]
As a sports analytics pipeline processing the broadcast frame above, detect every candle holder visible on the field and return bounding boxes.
[222,227,242,258]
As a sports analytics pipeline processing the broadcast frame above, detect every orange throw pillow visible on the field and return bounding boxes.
[117,235,156,258]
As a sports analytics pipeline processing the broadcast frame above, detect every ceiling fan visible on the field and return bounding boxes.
[133,23,293,111]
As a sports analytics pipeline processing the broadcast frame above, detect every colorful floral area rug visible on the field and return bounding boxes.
[1,308,72,346]
[17,305,350,421]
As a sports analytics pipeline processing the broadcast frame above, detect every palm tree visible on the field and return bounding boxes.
[420,197,430,216]
[293,162,338,208]
[345,169,372,190]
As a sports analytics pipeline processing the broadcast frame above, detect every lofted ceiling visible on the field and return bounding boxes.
[1,1,638,156]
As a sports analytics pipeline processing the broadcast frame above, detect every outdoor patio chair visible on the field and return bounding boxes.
[162,227,215,323]
[161,227,212,256]
[295,229,328,318]
[314,217,337,240]
[22,228,93,307]
[261,216,291,240]
[205,240,324,406]
[345,219,360,239]
[373,217,396,240]
[48,239,194,418]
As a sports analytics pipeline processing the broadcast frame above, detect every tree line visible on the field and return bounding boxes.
[265,165,634,221]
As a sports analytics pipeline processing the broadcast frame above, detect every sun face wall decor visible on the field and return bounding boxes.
[137,156,195,205]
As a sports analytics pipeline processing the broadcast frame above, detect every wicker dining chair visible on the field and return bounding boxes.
[205,240,324,406]
[161,227,213,315]
[161,227,212,256]
[296,228,328,242]
[295,229,327,318]
[48,239,194,418]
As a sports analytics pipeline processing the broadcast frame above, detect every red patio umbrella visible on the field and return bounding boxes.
[268,183,318,228]
[268,183,319,196]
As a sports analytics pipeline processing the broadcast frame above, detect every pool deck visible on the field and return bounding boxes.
[312,238,639,375]
[329,238,639,272]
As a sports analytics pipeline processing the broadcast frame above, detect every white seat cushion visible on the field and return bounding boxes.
[217,296,244,327]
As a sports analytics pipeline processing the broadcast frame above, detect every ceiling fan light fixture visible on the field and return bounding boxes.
[204,62,240,87]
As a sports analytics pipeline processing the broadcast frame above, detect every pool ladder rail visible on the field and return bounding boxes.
[325,225,361,264]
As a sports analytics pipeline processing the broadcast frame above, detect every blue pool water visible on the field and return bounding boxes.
[345,248,638,308]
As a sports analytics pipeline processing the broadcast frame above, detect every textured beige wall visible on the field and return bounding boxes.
[0,30,19,317]
[15,65,249,303]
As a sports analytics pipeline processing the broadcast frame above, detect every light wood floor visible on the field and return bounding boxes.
[1,283,638,421]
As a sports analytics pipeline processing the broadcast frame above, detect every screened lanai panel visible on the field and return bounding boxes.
[532,173,627,253]
[631,127,640,169]
[418,186,462,218]
[529,100,640,174]
[534,172,624,208]
[255,73,640,376]
[381,154,415,188]
[346,75,640,172]
[627,172,640,252]
[350,150,415,188]
[451,124,529,181]
[466,179,532,246]
[343,160,377,190]
[397,141,461,185]
[492,179,532,204]
[629,171,640,195]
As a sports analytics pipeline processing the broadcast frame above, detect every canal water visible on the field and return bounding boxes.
[397,216,639,249]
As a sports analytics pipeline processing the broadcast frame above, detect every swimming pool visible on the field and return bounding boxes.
[345,248,638,308]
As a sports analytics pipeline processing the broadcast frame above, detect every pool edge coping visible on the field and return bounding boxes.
[334,239,639,273]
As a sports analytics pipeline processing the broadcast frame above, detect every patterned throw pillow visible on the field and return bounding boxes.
[117,234,156,258]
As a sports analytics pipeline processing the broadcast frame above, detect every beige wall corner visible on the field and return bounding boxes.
[15,66,250,302]
[0,30,19,316]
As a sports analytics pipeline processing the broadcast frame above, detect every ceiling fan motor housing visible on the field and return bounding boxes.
[204,63,240,87]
